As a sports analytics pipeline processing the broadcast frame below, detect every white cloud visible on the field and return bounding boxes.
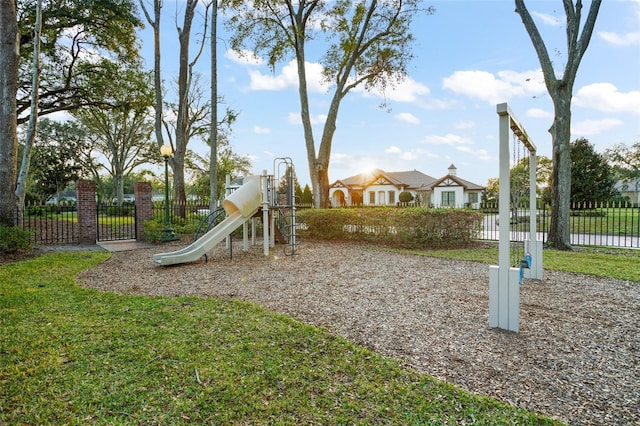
[287,112,327,126]
[361,75,431,103]
[598,31,640,46]
[527,108,553,119]
[598,1,640,46]
[384,145,420,160]
[395,112,420,125]
[573,83,640,115]
[421,133,474,146]
[225,49,265,66]
[455,120,475,130]
[247,60,328,93]
[455,146,493,161]
[571,118,623,136]
[442,69,546,104]
[253,126,271,134]
[532,11,562,27]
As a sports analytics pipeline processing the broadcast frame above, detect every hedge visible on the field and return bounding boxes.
[296,207,483,249]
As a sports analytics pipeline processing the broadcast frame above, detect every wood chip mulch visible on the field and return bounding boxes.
[78,239,639,426]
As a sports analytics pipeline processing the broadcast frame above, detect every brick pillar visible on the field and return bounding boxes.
[77,180,97,244]
[135,182,153,242]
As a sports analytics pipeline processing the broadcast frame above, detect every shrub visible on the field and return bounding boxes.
[399,191,414,203]
[105,205,134,217]
[0,224,32,253]
[25,204,57,217]
[142,220,165,243]
[297,207,482,249]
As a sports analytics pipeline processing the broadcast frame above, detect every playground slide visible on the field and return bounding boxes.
[153,176,261,266]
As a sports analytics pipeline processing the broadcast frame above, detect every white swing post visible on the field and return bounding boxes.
[489,103,543,333]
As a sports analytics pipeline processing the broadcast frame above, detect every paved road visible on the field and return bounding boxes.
[481,214,639,248]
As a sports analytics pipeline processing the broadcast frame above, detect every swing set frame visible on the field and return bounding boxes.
[489,103,543,333]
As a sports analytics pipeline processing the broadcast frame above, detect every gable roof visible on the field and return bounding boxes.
[430,175,485,191]
[430,174,485,190]
[331,168,485,191]
[331,169,437,190]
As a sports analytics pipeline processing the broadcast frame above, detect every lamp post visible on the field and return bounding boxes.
[160,144,178,241]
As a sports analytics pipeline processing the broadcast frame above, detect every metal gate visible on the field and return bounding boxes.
[96,203,137,241]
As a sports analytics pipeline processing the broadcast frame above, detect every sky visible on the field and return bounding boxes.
[138,0,640,188]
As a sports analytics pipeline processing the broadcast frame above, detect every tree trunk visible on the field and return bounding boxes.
[114,173,125,205]
[173,0,198,214]
[172,153,187,217]
[209,0,218,211]
[16,0,43,213]
[0,0,20,226]
[515,0,602,251]
[547,90,573,249]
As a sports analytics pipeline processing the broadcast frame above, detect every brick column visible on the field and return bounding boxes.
[76,180,97,244]
[134,182,153,242]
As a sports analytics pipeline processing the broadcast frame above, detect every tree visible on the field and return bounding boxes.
[301,184,313,205]
[515,0,602,250]
[74,67,157,205]
[15,0,43,212]
[605,142,640,183]
[483,178,500,204]
[223,0,434,208]
[189,143,252,202]
[570,138,615,205]
[16,0,143,123]
[172,0,212,210]
[209,0,219,211]
[278,165,300,193]
[25,119,88,204]
[0,0,20,226]
[139,0,167,178]
[0,0,142,225]
[484,156,551,205]
[510,155,552,206]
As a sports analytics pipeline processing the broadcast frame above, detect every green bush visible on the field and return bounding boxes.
[142,220,165,243]
[297,207,483,249]
[143,217,200,243]
[0,224,32,252]
[105,205,134,217]
[399,191,414,203]
[25,205,57,217]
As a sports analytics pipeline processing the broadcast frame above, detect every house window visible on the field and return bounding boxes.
[369,191,375,205]
[442,191,455,206]
[378,191,385,205]
[388,190,395,205]
[468,192,478,204]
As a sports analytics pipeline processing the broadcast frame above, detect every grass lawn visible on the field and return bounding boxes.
[0,251,558,425]
[397,244,640,283]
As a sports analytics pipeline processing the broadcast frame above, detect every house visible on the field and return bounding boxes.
[329,164,485,208]
[615,178,640,204]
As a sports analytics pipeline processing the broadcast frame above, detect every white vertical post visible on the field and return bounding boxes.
[262,170,269,256]
[490,103,520,332]
[242,220,248,251]
[225,175,232,250]
[525,151,543,280]
[251,217,256,245]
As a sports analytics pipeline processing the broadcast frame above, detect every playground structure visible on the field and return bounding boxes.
[489,103,543,333]
[153,158,299,266]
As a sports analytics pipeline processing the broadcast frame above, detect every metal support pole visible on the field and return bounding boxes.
[161,155,177,242]
[262,170,269,256]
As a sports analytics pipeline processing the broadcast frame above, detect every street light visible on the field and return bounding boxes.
[160,144,178,242]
